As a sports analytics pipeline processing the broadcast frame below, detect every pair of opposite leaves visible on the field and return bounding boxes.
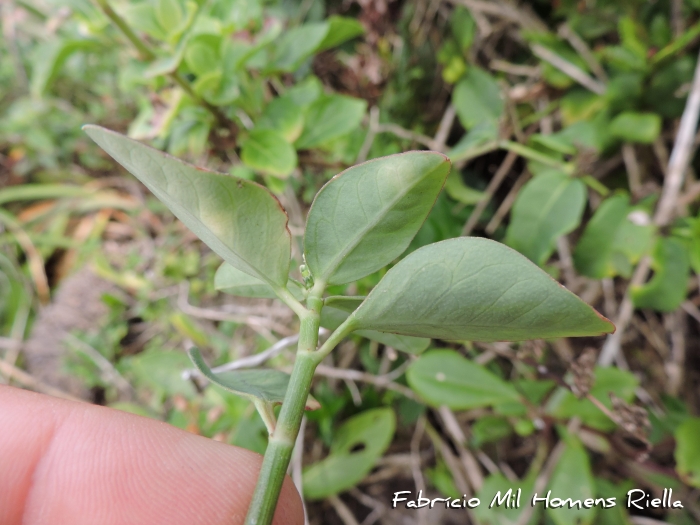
[83,125,614,344]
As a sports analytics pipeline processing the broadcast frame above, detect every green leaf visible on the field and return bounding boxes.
[295,94,367,150]
[321,306,429,355]
[349,238,614,341]
[241,128,298,178]
[124,350,196,399]
[444,171,485,205]
[184,35,220,76]
[574,194,655,278]
[214,262,304,300]
[324,295,365,312]
[675,417,700,487]
[546,435,595,525]
[83,126,291,288]
[609,111,662,144]
[546,367,638,431]
[631,237,690,312]
[257,96,305,143]
[505,173,587,266]
[304,151,450,285]
[188,348,319,410]
[317,16,364,51]
[407,350,520,409]
[31,39,100,97]
[270,22,329,72]
[303,408,395,500]
[453,67,504,131]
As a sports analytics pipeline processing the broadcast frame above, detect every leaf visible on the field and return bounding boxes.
[609,111,662,144]
[546,367,639,431]
[675,417,700,487]
[257,96,305,143]
[241,128,298,178]
[453,67,504,131]
[124,350,196,399]
[631,237,690,312]
[348,237,614,341]
[407,350,520,409]
[188,348,319,409]
[295,94,367,150]
[31,39,101,97]
[270,22,329,72]
[505,173,587,266]
[303,408,395,500]
[546,435,596,525]
[321,306,430,355]
[184,34,220,76]
[214,262,305,300]
[304,151,450,285]
[444,171,485,205]
[324,295,365,312]
[83,125,291,288]
[574,194,655,278]
[317,16,365,51]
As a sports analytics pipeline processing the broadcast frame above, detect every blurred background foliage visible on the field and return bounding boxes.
[3,0,700,523]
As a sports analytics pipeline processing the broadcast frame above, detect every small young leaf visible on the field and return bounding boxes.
[444,170,485,205]
[295,94,367,150]
[188,348,319,409]
[83,126,291,288]
[631,237,690,312]
[241,128,298,178]
[349,238,614,341]
[505,172,587,266]
[214,263,304,300]
[303,408,395,499]
[304,151,450,285]
[257,96,305,143]
[407,350,521,409]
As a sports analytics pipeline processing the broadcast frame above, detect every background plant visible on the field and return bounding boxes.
[3,1,700,524]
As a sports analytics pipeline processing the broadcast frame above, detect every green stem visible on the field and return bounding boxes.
[244,296,323,525]
[499,140,575,175]
[92,0,232,129]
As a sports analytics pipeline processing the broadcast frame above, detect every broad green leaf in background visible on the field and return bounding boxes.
[609,111,662,144]
[31,39,101,97]
[453,67,504,131]
[257,96,304,142]
[303,408,395,500]
[574,194,655,278]
[214,262,305,300]
[83,126,291,288]
[547,435,596,525]
[675,417,700,488]
[444,170,485,205]
[123,350,196,399]
[304,152,450,285]
[324,295,365,312]
[316,16,364,51]
[295,94,367,150]
[269,22,328,72]
[321,305,430,355]
[241,128,298,178]
[406,350,521,409]
[631,237,690,312]
[188,348,318,407]
[546,367,639,431]
[348,238,614,341]
[184,34,220,76]
[505,172,587,266]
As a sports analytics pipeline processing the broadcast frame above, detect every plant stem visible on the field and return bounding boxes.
[244,296,323,525]
[92,0,232,129]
